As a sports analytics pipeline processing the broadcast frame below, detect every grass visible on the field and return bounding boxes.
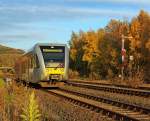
[0,78,5,88]
[0,81,115,121]
[0,44,24,54]
[0,44,24,67]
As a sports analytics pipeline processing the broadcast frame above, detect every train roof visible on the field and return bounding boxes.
[24,43,68,55]
[35,43,67,47]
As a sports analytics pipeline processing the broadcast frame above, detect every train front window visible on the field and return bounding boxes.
[40,46,65,67]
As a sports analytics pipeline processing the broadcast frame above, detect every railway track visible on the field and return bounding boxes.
[65,81,150,97]
[68,80,150,90]
[45,88,150,121]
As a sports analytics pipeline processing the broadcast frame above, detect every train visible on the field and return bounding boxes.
[15,43,69,84]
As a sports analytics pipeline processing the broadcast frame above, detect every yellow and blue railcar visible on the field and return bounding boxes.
[15,43,69,84]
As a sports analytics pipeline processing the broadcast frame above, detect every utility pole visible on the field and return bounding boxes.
[121,35,133,81]
[121,35,125,81]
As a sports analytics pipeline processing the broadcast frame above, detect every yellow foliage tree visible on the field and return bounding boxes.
[82,30,99,63]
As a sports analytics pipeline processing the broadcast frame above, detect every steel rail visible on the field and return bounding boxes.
[46,89,150,121]
[65,81,150,97]
[59,88,150,114]
[68,80,150,90]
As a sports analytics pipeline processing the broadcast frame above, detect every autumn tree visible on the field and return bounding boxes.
[69,31,89,76]
[69,10,150,82]
[129,10,150,81]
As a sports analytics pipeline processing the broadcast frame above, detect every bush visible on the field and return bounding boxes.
[20,91,41,121]
[126,70,144,88]
[69,69,79,79]
[0,78,5,88]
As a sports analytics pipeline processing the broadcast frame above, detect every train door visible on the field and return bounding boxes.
[33,54,41,83]
[28,55,34,81]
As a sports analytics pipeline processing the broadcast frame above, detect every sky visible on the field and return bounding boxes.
[0,0,150,51]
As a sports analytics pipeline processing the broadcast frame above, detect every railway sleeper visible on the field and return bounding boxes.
[59,88,150,115]
[66,82,150,97]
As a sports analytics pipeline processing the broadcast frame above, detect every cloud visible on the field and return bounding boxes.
[0,5,137,19]
[0,0,149,49]
[67,7,135,17]
[0,0,149,25]
[0,3,146,33]
[0,33,45,42]
[66,0,150,5]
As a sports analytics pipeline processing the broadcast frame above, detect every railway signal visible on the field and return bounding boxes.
[121,35,133,81]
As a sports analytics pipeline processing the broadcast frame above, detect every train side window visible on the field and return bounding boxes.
[29,58,32,68]
[29,54,36,68]
[35,55,40,68]
[31,55,35,68]
[31,57,33,68]
[27,55,31,68]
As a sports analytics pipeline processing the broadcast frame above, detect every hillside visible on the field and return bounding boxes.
[0,44,24,54]
[0,44,24,67]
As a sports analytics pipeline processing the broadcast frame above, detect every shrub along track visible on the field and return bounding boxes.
[65,81,150,97]
[43,87,150,121]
